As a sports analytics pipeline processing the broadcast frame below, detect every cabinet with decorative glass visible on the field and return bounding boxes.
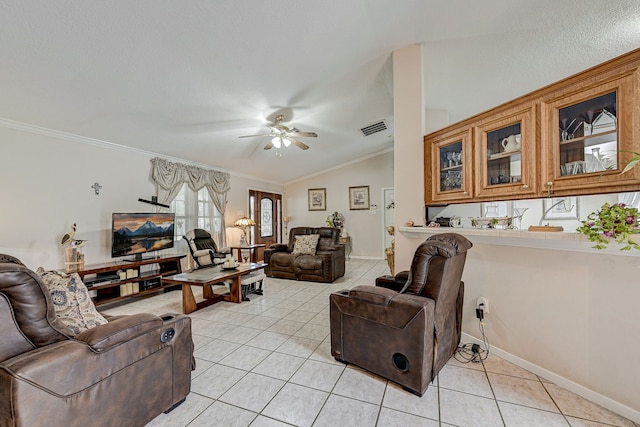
[474,104,537,199]
[425,126,473,203]
[541,72,640,197]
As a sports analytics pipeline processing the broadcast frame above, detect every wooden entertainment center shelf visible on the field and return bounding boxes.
[76,255,185,307]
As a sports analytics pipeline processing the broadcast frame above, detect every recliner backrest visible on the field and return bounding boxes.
[186,229,219,252]
[287,227,340,253]
[0,260,69,351]
[399,234,472,375]
[400,233,472,299]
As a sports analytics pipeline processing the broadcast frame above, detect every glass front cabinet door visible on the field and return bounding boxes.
[474,105,537,199]
[426,128,473,203]
[543,75,640,194]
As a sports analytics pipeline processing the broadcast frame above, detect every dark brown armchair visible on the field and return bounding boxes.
[264,227,345,283]
[0,255,194,427]
[329,233,472,396]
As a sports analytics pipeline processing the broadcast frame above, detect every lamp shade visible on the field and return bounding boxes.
[234,217,255,228]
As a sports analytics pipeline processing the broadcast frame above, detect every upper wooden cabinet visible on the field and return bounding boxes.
[425,127,473,203]
[541,73,640,197]
[473,104,537,200]
[425,48,640,205]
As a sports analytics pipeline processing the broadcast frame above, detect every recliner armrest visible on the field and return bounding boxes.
[192,249,212,258]
[266,243,288,253]
[76,313,162,352]
[375,270,409,291]
[348,285,397,305]
[331,286,434,329]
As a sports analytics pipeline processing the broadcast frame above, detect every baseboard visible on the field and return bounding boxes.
[461,332,640,423]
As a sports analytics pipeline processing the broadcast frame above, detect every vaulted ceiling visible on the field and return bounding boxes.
[2,1,639,183]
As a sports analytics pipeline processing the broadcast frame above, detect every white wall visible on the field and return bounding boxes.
[0,124,282,269]
[461,242,640,417]
[284,151,394,258]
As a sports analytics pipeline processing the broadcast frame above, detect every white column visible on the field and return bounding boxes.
[393,44,425,272]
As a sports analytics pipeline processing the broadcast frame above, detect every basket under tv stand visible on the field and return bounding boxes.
[76,255,185,307]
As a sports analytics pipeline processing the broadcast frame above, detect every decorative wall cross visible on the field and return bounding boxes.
[91,182,102,195]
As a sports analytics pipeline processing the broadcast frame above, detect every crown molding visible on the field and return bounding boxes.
[0,117,229,173]
[284,147,394,186]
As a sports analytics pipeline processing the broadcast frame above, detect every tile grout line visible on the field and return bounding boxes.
[480,357,508,427]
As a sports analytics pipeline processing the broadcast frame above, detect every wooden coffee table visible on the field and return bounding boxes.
[163,262,267,314]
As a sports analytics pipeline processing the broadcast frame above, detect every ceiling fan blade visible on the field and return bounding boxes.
[289,131,317,138]
[263,141,274,150]
[239,134,272,138]
[290,137,309,150]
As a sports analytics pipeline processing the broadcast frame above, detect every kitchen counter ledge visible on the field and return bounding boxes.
[399,226,640,257]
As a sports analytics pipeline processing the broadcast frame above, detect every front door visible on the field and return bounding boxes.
[249,190,282,261]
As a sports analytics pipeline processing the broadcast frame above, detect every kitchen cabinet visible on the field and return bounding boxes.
[474,104,537,199]
[424,48,640,205]
[541,74,640,196]
[425,127,473,203]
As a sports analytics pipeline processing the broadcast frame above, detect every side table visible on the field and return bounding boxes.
[339,236,351,260]
[229,244,266,263]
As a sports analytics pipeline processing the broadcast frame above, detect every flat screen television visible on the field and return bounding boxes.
[111,213,175,260]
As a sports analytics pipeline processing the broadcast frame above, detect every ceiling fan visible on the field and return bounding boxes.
[238,114,317,150]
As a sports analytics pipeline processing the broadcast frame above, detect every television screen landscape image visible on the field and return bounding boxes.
[112,213,175,259]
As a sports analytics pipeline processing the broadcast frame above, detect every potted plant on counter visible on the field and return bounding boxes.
[577,202,640,250]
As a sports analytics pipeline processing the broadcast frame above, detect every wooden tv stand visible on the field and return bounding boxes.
[76,255,185,307]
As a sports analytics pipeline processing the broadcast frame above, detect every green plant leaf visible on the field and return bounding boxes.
[621,157,640,174]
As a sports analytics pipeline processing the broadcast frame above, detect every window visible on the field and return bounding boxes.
[171,184,223,245]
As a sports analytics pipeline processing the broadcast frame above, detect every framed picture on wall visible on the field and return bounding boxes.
[308,188,326,211]
[349,186,370,210]
[543,197,579,220]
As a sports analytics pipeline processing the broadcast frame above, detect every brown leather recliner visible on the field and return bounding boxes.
[264,227,345,283]
[329,233,472,396]
[0,255,194,427]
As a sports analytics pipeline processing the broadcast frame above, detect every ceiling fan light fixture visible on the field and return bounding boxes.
[271,136,281,148]
[283,137,291,147]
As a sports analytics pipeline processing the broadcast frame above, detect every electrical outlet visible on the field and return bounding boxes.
[476,297,489,315]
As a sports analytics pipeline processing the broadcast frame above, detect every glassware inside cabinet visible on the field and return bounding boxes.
[439,141,463,192]
[486,123,522,186]
[558,91,618,177]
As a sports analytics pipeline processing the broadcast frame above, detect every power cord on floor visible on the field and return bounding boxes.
[454,318,490,363]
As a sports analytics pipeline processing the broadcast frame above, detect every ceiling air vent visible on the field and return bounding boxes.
[360,119,388,137]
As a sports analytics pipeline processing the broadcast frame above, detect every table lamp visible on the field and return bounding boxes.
[234,216,255,246]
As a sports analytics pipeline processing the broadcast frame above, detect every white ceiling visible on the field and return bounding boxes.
[2,1,639,184]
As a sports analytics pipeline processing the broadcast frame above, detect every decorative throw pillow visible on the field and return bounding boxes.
[36,268,108,336]
[292,234,320,255]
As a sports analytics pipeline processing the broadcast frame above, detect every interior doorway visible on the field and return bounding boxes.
[249,190,282,261]
[382,187,395,255]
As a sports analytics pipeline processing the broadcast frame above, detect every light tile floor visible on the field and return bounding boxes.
[102,259,638,427]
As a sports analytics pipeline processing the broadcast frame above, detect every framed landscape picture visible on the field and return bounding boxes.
[349,186,370,210]
[308,188,326,211]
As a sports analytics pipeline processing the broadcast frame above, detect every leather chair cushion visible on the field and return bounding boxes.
[36,268,107,336]
[295,254,322,271]
[270,252,296,271]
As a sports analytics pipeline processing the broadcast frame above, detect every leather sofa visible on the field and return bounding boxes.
[329,233,472,396]
[0,254,194,427]
[264,227,345,283]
